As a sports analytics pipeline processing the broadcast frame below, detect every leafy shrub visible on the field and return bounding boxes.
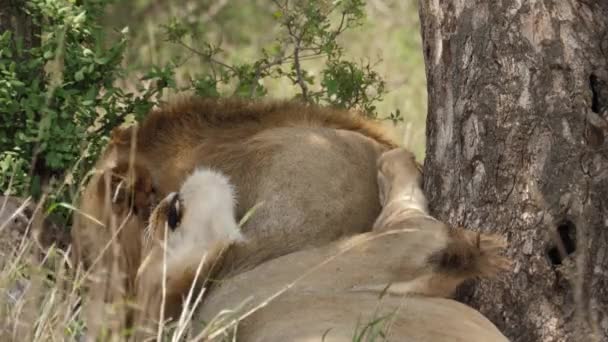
[0,0,173,207]
[162,0,386,114]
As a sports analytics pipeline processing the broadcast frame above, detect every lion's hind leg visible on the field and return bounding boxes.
[370,148,510,298]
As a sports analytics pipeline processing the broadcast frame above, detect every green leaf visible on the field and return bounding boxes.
[74,70,84,81]
[94,56,109,65]
[73,11,87,25]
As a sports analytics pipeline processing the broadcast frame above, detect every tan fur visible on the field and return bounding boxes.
[71,98,395,336]
[194,148,510,341]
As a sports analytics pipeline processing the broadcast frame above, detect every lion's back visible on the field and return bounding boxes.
[224,125,387,270]
[74,97,395,274]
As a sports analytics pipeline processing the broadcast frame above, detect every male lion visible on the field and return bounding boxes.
[135,147,509,341]
[71,98,396,334]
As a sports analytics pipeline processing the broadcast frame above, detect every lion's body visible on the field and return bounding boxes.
[73,98,393,271]
[218,294,505,342]
[195,224,508,342]
[71,98,395,334]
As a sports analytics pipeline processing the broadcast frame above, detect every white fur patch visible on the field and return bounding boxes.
[164,168,243,265]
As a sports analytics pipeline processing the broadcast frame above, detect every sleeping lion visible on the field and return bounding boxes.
[72,98,397,335]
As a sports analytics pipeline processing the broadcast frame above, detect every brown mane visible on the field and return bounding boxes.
[112,97,397,151]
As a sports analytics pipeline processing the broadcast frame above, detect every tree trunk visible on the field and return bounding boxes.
[419,1,608,341]
[0,0,40,53]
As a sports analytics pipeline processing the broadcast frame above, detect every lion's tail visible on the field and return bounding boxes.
[421,227,511,298]
[433,227,511,278]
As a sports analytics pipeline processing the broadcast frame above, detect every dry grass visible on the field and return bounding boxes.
[0,228,83,341]
[0,209,415,342]
[0,203,213,341]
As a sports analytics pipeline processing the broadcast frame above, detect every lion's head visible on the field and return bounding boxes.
[141,168,242,267]
[133,168,242,335]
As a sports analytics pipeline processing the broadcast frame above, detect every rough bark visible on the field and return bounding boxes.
[419,1,608,341]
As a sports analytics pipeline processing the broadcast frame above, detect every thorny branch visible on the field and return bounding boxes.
[175,41,236,73]
[287,20,309,101]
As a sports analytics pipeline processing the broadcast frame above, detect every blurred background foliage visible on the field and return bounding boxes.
[0,0,426,220]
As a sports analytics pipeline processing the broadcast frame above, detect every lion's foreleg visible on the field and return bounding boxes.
[373,148,432,232]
